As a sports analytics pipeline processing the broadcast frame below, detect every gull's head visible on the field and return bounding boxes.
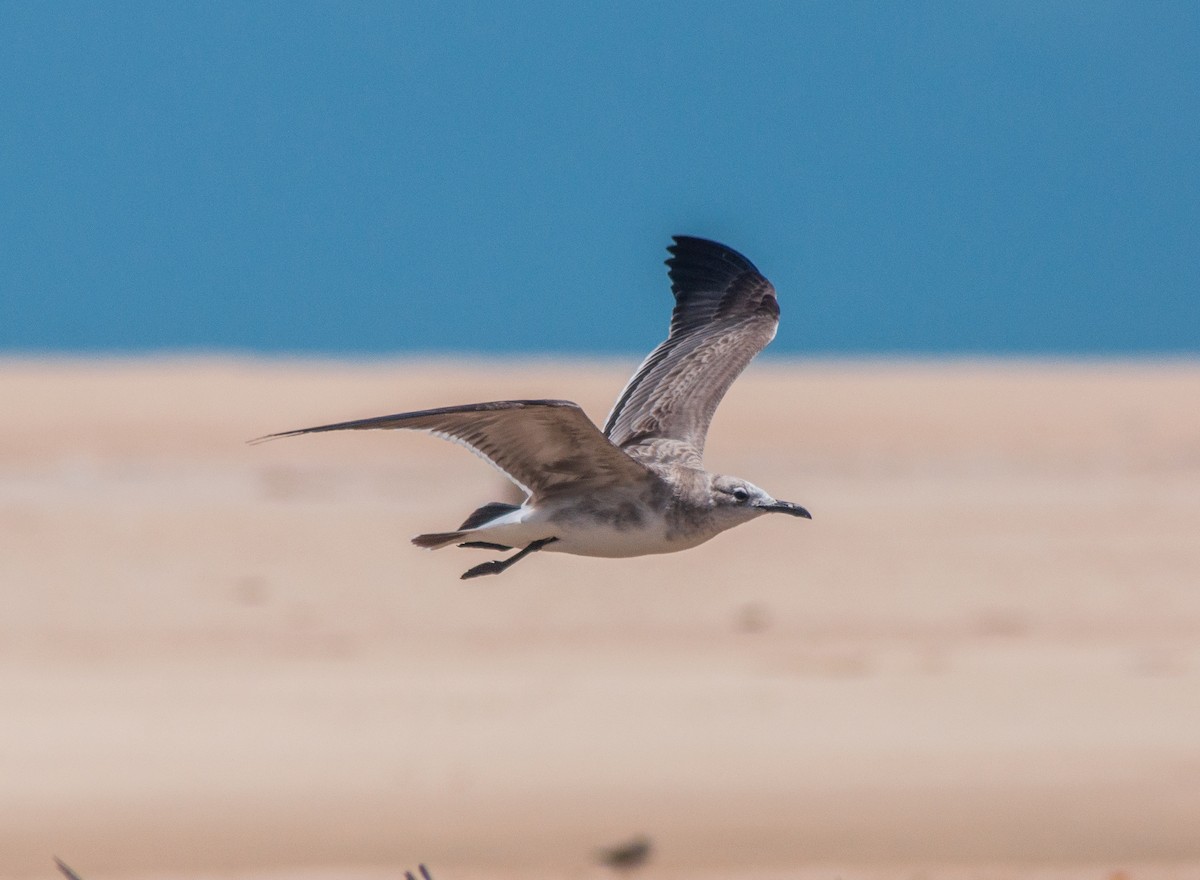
[709,475,811,524]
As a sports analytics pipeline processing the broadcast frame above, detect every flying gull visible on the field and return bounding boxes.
[255,236,810,579]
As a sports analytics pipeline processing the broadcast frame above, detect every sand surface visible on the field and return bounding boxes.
[2,358,1199,880]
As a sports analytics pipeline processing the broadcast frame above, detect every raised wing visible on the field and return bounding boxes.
[253,400,655,500]
[603,236,779,462]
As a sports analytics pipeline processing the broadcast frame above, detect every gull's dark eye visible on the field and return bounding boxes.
[732,487,750,503]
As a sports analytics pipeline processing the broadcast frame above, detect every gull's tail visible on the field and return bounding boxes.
[413,500,523,551]
[412,531,468,550]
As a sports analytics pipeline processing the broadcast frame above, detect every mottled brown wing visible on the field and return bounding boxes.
[253,400,655,500]
[603,236,779,463]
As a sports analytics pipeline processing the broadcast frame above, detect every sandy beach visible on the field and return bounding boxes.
[2,357,1199,880]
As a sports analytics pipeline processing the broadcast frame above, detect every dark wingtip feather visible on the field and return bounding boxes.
[664,236,767,305]
[247,432,292,445]
[659,236,775,336]
[666,235,762,278]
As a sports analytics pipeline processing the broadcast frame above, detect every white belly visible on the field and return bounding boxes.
[463,502,713,559]
[544,518,694,558]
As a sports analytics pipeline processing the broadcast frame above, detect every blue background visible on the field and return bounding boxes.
[2,1,1197,356]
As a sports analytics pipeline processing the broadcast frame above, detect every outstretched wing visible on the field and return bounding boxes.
[603,236,779,463]
[253,400,655,500]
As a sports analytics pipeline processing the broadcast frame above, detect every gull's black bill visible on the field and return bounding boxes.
[760,501,811,518]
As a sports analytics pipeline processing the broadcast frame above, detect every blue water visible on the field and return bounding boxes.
[2,2,1197,355]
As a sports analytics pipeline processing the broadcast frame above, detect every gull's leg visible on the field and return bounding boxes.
[461,537,558,580]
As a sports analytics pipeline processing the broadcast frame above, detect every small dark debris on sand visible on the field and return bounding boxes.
[54,859,84,880]
[597,835,653,871]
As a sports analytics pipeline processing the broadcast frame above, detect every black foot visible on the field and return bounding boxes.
[459,536,558,580]
[461,560,507,580]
